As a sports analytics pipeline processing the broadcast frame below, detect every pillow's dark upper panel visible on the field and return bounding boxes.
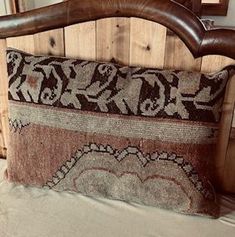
[7,49,228,123]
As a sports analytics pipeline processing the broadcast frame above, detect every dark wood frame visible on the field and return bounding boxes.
[174,0,202,16]
[9,0,20,14]
[175,0,229,16]
[202,0,229,16]
[0,0,234,59]
[8,0,34,13]
[7,0,231,16]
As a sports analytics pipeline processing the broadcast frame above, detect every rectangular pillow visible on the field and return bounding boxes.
[6,48,230,217]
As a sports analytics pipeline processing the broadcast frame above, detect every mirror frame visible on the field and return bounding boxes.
[174,0,201,16]
[202,0,229,16]
[174,0,229,16]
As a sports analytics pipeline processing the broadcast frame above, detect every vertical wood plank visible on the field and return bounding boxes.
[215,75,235,192]
[0,40,9,158]
[203,55,235,192]
[64,22,96,60]
[225,136,235,192]
[34,29,65,56]
[201,55,235,73]
[164,31,202,71]
[233,112,235,128]
[130,18,167,68]
[96,18,130,65]
[0,121,5,158]
[7,35,35,53]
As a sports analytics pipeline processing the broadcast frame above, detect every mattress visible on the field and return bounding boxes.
[0,159,235,237]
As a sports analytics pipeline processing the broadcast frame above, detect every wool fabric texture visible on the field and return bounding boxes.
[6,48,231,217]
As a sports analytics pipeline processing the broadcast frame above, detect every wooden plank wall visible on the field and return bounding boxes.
[0,17,235,192]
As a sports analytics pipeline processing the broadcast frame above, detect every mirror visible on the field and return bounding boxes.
[1,0,62,14]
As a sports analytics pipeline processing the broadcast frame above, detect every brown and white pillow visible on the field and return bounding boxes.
[6,48,230,217]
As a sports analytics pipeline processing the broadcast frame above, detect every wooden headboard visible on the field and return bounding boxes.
[0,0,235,193]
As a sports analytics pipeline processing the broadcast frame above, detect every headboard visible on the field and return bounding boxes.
[0,0,235,193]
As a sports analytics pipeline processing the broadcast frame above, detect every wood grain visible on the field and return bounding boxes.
[130,18,167,68]
[0,40,9,158]
[233,112,235,128]
[215,75,235,192]
[202,0,229,16]
[201,55,235,73]
[34,29,65,56]
[64,22,96,60]
[96,18,130,65]
[0,120,5,158]
[7,35,35,54]
[174,0,202,16]
[230,128,235,138]
[164,31,202,71]
[224,138,235,192]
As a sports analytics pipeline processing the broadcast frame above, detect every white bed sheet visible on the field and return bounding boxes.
[0,159,235,237]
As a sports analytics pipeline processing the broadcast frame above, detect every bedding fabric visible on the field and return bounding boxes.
[6,48,231,217]
[0,159,235,237]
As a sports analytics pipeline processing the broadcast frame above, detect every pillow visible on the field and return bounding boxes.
[6,48,229,217]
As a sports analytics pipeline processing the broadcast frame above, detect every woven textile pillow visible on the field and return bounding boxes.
[6,48,229,217]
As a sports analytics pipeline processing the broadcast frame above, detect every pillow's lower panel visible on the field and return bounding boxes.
[7,101,218,216]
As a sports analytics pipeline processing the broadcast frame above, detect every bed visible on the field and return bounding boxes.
[0,159,234,237]
[0,0,235,236]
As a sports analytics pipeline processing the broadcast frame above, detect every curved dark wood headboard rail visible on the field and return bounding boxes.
[0,0,234,58]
